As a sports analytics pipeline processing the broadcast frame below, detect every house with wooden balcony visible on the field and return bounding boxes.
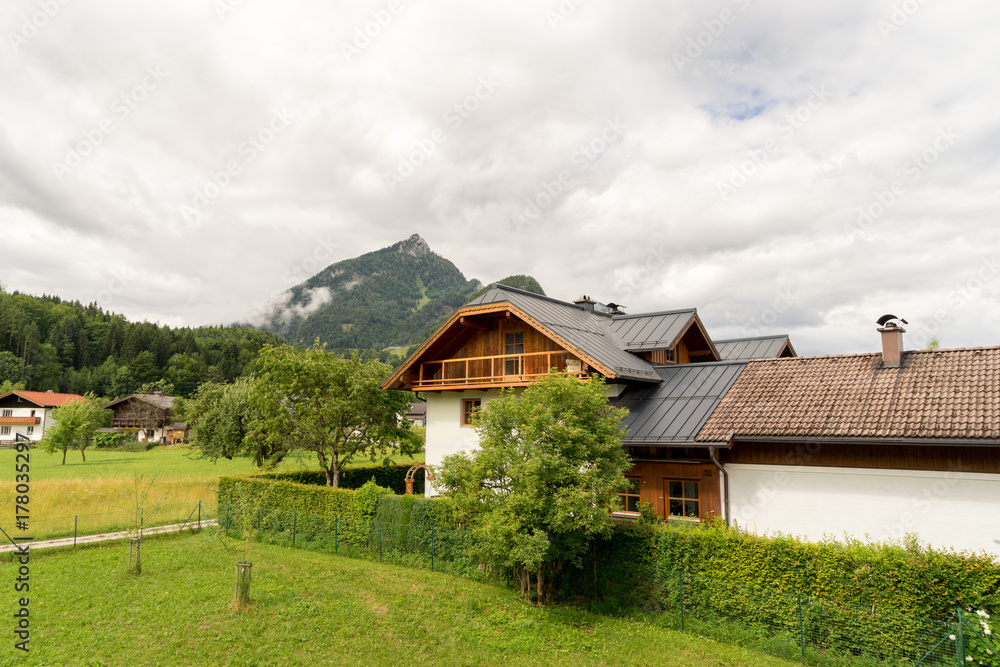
[383,284,796,523]
[0,390,86,445]
[101,392,175,443]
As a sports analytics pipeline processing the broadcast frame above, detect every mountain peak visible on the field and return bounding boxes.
[398,233,430,258]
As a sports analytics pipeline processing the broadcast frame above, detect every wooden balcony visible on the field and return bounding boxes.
[414,350,587,390]
[0,417,40,425]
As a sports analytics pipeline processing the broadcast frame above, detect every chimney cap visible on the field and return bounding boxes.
[573,295,596,304]
[876,314,908,329]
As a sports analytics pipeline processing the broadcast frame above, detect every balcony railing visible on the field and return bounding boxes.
[414,350,587,389]
[0,417,40,425]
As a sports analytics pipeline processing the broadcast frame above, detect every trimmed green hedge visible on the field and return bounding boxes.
[567,521,1000,623]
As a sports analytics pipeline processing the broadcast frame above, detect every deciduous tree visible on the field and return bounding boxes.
[247,344,417,486]
[438,371,631,603]
[39,393,109,464]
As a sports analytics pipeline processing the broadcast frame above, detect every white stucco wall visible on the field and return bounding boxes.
[727,463,1000,556]
[424,389,506,496]
[0,405,47,442]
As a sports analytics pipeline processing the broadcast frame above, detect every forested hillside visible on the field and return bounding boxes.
[250,234,545,353]
[0,288,283,398]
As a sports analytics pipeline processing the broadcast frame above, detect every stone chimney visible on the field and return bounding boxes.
[573,295,596,313]
[879,323,905,368]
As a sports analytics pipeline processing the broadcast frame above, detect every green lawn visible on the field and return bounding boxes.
[1,446,424,482]
[0,531,796,666]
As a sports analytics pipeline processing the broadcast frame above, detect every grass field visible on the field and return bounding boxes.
[0,530,796,666]
[0,447,425,540]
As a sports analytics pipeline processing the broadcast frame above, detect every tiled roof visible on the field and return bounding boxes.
[0,390,86,407]
[697,347,1000,442]
[465,285,660,382]
[613,361,748,444]
[715,335,793,360]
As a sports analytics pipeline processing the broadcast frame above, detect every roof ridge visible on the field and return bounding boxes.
[611,308,697,320]
[486,284,585,310]
[714,334,790,343]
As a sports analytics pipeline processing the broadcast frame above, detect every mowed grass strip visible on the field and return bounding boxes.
[0,531,797,667]
[0,447,425,539]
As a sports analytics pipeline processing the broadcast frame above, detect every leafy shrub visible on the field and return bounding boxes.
[93,431,135,449]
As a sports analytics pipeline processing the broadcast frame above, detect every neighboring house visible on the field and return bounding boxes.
[405,402,427,427]
[382,285,794,522]
[166,422,189,445]
[696,322,1000,555]
[101,393,175,443]
[0,390,86,444]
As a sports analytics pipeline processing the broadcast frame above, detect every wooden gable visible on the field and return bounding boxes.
[383,303,608,391]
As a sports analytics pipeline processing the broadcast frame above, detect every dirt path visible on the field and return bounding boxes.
[0,519,218,553]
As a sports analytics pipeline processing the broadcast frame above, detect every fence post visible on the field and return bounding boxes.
[957,609,965,667]
[198,501,202,530]
[73,515,77,548]
[292,511,297,548]
[335,516,339,553]
[679,571,685,632]
[257,508,261,530]
[797,595,805,663]
[379,522,383,562]
[226,506,231,535]
[431,527,435,572]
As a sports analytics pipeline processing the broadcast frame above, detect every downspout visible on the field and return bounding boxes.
[707,431,734,527]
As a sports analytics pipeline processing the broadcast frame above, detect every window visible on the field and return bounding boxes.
[30,410,35,417]
[1,409,11,417]
[0,426,9,435]
[615,477,641,514]
[26,426,33,435]
[665,480,700,519]
[504,332,524,375]
[461,399,481,427]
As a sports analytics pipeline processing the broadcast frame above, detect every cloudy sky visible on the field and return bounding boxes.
[2,0,999,356]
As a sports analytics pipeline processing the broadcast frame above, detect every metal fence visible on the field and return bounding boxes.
[218,503,999,667]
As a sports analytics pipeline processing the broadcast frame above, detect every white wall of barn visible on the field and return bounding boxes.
[726,463,1000,557]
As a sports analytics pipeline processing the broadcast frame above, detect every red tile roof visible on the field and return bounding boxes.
[697,347,1000,443]
[0,391,86,408]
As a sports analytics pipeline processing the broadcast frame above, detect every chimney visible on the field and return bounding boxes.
[879,323,905,368]
[574,295,596,313]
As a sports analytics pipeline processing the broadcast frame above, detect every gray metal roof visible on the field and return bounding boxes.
[465,286,660,382]
[715,335,791,360]
[608,309,697,351]
[611,361,748,444]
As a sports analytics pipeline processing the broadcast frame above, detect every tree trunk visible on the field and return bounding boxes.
[332,460,340,488]
[80,447,86,462]
[537,566,545,605]
[324,467,333,486]
[62,446,67,465]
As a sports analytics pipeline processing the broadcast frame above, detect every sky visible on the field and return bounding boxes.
[2,0,999,357]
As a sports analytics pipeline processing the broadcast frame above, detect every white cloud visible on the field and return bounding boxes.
[2,0,1000,355]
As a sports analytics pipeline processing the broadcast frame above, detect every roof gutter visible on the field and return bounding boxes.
[707,430,734,527]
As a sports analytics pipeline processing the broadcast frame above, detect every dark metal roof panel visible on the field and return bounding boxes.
[467,286,660,382]
[612,361,747,443]
[609,310,696,350]
[715,335,790,360]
